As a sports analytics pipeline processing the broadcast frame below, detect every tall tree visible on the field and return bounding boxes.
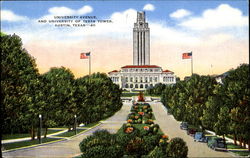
[1,34,39,135]
[41,67,76,132]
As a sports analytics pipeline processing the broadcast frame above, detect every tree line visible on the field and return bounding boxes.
[147,64,250,150]
[1,33,123,139]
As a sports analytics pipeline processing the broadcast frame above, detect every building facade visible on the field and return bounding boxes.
[109,65,175,91]
[108,11,176,91]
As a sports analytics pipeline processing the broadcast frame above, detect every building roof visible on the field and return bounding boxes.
[121,65,161,69]
[162,69,173,73]
[108,70,119,74]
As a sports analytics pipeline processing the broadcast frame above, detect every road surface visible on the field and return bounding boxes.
[150,102,233,157]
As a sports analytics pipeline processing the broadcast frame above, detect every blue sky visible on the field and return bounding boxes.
[1,1,249,78]
[2,1,248,21]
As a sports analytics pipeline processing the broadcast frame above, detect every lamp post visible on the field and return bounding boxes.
[74,115,77,135]
[39,114,42,144]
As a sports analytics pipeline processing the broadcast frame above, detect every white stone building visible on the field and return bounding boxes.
[108,11,176,91]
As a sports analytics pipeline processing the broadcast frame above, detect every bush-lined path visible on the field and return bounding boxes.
[3,101,234,157]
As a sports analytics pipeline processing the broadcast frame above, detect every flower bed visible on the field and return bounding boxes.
[127,102,155,124]
[116,102,168,157]
[79,102,188,158]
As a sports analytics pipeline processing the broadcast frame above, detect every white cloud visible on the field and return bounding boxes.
[48,7,75,15]
[150,22,200,45]
[48,5,93,16]
[170,9,191,19]
[67,8,137,38]
[179,4,248,30]
[1,10,28,22]
[41,5,93,20]
[77,5,93,15]
[143,4,155,11]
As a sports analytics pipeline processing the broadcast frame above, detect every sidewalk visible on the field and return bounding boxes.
[2,128,68,144]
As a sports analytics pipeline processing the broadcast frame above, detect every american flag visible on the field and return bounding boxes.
[80,52,90,59]
[182,52,192,59]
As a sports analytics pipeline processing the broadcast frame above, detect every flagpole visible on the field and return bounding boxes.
[191,51,193,76]
[89,52,91,75]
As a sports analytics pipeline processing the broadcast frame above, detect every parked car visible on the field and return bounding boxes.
[180,122,188,130]
[187,128,196,137]
[207,137,227,151]
[194,132,207,142]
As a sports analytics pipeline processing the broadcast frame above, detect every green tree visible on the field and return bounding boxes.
[183,74,217,127]
[201,84,223,130]
[1,34,40,136]
[41,67,76,133]
[214,107,230,148]
[223,64,250,149]
[74,73,122,125]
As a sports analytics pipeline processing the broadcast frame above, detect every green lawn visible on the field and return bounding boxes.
[56,129,86,137]
[227,142,250,156]
[227,143,245,149]
[2,138,62,150]
[144,94,161,97]
[121,93,139,97]
[3,129,63,140]
[231,150,250,156]
[84,122,100,128]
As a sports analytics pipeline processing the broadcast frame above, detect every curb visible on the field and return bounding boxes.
[2,138,67,153]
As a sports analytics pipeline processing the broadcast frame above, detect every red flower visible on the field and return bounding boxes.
[138,112,144,116]
[127,119,132,123]
[143,126,149,131]
[125,127,134,133]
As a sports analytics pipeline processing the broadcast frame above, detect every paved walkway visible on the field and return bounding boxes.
[150,102,234,157]
[2,129,69,144]
[2,102,131,158]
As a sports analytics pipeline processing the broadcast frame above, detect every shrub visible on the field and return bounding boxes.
[79,130,123,158]
[81,145,123,158]
[147,146,166,158]
[142,134,161,155]
[159,134,169,154]
[167,137,188,158]
[125,137,144,155]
